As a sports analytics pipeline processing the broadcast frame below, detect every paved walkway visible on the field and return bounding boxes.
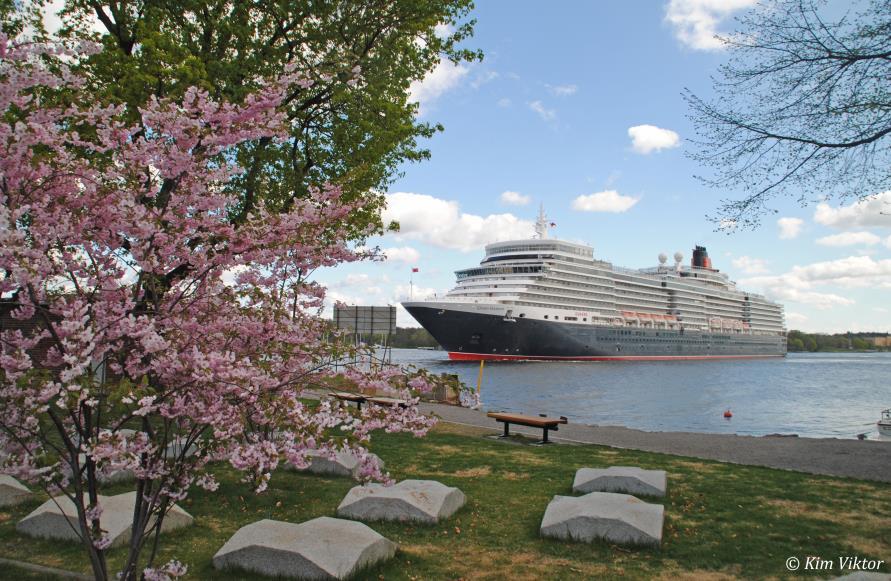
[417,401,891,483]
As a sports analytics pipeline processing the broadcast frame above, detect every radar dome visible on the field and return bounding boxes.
[658,253,668,265]
[673,251,683,264]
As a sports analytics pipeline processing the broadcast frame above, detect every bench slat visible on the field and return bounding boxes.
[486,412,567,427]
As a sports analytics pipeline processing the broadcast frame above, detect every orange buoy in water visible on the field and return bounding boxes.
[723,409,733,419]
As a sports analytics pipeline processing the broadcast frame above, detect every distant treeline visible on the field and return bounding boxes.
[360,327,439,349]
[787,330,890,352]
[362,327,891,352]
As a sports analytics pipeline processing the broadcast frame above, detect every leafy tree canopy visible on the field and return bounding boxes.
[8,0,480,237]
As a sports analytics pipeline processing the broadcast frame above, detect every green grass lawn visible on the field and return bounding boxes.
[1,422,889,580]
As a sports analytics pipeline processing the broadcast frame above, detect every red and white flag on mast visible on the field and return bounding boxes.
[411,267,419,273]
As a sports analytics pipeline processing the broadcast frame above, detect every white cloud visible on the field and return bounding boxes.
[813,192,891,230]
[500,191,531,206]
[382,246,420,265]
[740,278,854,310]
[382,192,534,252]
[433,23,454,39]
[627,125,680,154]
[777,217,804,239]
[394,283,439,302]
[572,190,639,213]
[220,265,250,287]
[664,0,757,51]
[886,235,891,249]
[731,256,769,275]
[816,231,881,247]
[470,70,499,89]
[38,0,105,36]
[496,98,512,108]
[718,218,738,233]
[791,256,891,288]
[528,100,556,121]
[408,59,469,115]
[785,312,808,326]
[546,84,577,97]
[741,255,891,309]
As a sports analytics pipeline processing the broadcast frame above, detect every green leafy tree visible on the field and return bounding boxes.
[16,0,480,236]
[804,337,818,352]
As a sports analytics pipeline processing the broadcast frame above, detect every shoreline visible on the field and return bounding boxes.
[417,400,891,483]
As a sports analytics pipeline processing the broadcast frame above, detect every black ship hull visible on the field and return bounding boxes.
[405,306,787,361]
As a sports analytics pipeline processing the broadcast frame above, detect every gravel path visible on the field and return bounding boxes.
[417,401,891,483]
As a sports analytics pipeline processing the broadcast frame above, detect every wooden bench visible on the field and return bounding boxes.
[331,391,368,410]
[366,396,409,409]
[486,412,568,444]
[330,392,409,411]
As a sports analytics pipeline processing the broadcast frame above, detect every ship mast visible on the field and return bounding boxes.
[534,203,549,239]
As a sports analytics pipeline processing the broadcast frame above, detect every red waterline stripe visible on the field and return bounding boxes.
[447,352,785,362]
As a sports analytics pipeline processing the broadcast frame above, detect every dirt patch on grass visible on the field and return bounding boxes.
[502,471,530,481]
[844,536,891,561]
[764,498,889,530]
[427,444,464,455]
[453,466,492,478]
[402,464,492,478]
[672,461,724,473]
[509,451,554,467]
[803,479,879,495]
[506,551,610,578]
[400,543,610,579]
[653,568,742,580]
[433,422,495,438]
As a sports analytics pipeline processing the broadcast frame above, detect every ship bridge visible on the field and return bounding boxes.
[483,239,593,263]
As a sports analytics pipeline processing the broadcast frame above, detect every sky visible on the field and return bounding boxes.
[40,1,890,334]
[314,0,891,334]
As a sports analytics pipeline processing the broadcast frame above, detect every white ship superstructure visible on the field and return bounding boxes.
[403,208,786,361]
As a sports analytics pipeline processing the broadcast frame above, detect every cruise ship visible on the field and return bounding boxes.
[402,209,787,361]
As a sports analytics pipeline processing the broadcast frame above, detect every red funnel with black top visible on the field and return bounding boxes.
[692,245,712,269]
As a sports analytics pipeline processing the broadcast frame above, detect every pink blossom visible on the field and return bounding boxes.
[0,36,437,580]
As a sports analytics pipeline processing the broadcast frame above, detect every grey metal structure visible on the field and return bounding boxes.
[333,305,396,363]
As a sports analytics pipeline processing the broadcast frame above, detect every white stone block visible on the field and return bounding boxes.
[337,479,465,524]
[288,450,383,480]
[16,491,193,547]
[0,475,33,507]
[540,492,663,547]
[212,517,396,580]
[572,466,667,497]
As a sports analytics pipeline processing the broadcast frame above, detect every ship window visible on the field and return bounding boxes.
[519,313,526,318]
[554,316,560,320]
[544,315,549,319]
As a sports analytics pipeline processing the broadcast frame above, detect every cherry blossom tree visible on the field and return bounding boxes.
[0,35,435,580]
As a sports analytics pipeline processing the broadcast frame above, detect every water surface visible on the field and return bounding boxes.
[389,349,891,439]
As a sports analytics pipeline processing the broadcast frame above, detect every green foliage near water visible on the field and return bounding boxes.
[1,423,889,580]
[787,330,890,352]
[388,326,440,348]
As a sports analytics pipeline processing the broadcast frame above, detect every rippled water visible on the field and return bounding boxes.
[389,349,891,439]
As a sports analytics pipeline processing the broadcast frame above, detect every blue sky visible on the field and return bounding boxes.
[317,1,891,333]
